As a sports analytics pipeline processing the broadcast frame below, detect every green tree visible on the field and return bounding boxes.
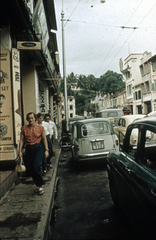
[96,70,125,94]
[61,71,125,116]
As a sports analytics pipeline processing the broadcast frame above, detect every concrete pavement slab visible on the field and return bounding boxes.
[0,144,61,240]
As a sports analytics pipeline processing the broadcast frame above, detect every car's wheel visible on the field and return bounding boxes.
[109,176,120,208]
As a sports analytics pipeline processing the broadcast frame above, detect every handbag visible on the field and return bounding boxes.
[15,157,26,172]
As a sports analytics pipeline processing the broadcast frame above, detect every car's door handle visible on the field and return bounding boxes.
[151,189,156,196]
[125,167,131,174]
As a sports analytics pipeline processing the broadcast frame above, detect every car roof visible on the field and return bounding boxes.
[120,114,145,120]
[131,116,156,127]
[97,108,123,113]
[73,117,110,124]
[69,117,84,122]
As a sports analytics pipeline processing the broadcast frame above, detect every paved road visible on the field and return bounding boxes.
[48,150,142,239]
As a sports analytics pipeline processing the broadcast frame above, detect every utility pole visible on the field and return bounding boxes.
[61,9,69,131]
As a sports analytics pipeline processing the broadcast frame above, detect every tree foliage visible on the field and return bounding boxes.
[96,70,125,94]
[61,71,125,116]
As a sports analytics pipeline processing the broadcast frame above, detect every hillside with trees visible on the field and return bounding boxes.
[61,71,125,116]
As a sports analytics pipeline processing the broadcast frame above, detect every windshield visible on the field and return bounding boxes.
[81,122,109,137]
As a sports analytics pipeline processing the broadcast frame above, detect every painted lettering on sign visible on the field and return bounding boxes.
[1,86,9,91]
[40,91,45,113]
[15,72,20,82]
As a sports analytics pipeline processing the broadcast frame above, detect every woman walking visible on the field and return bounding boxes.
[19,112,49,195]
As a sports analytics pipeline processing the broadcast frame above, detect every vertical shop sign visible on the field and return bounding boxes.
[40,91,46,113]
[0,49,15,160]
[12,48,22,144]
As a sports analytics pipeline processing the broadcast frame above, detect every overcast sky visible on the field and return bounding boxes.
[54,0,156,78]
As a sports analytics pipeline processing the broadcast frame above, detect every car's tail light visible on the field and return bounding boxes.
[77,145,79,150]
[116,139,119,146]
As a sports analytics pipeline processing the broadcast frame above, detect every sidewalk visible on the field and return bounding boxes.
[0,143,61,240]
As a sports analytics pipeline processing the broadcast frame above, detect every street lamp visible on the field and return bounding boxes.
[61,9,69,131]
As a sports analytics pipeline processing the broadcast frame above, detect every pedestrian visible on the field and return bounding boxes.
[19,112,49,195]
[122,107,131,115]
[44,114,58,142]
[36,112,53,173]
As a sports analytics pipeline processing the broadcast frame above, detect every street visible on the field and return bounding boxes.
[48,150,142,240]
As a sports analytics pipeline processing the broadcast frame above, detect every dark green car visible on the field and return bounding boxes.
[107,117,156,237]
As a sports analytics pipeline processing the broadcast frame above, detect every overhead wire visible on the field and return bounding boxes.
[102,1,156,74]
[64,0,81,27]
[95,0,144,76]
[64,18,156,29]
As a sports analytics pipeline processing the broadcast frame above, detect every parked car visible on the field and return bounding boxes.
[114,114,145,145]
[95,108,124,126]
[107,117,156,237]
[68,116,84,132]
[70,118,119,162]
[61,116,84,136]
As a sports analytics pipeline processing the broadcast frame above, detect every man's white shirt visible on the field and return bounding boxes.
[41,121,53,136]
[47,121,58,139]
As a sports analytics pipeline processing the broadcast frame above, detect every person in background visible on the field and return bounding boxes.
[44,114,58,142]
[122,107,131,115]
[19,112,48,195]
[36,113,53,175]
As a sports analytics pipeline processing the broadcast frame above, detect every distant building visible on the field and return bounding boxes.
[91,51,156,115]
[61,94,76,118]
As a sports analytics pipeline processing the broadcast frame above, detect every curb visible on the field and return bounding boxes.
[34,147,61,240]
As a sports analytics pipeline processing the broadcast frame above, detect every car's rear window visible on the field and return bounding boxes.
[107,112,118,117]
[81,122,109,137]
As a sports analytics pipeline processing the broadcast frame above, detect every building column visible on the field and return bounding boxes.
[21,65,39,124]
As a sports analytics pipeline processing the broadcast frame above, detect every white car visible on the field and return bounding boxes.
[114,114,146,145]
[71,118,119,162]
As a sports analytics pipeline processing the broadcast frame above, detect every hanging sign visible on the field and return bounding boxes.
[0,49,16,160]
[12,48,22,145]
[17,41,41,50]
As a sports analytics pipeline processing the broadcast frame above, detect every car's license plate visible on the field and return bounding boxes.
[92,141,104,150]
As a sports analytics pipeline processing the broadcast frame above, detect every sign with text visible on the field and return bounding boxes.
[12,48,22,145]
[17,41,41,50]
[0,49,15,160]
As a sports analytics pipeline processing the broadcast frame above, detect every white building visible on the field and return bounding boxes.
[121,53,143,114]
[91,51,156,115]
[61,94,76,118]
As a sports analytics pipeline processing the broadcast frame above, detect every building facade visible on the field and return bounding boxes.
[61,94,76,119]
[0,0,61,166]
[92,51,156,116]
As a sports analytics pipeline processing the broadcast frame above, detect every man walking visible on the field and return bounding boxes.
[44,113,58,142]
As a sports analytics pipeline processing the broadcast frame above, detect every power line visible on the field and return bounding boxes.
[97,0,156,75]
[64,0,81,27]
[63,18,156,29]
[95,0,144,76]
[94,28,124,76]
